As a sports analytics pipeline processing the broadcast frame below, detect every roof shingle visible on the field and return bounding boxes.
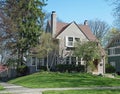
[48,21,97,41]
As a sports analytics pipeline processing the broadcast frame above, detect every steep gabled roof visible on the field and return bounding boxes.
[48,21,97,41]
[48,21,70,36]
[78,25,97,41]
[55,22,71,37]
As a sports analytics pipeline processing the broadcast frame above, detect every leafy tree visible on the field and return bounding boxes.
[103,28,120,46]
[35,32,58,71]
[74,41,101,72]
[0,0,46,67]
[88,19,110,46]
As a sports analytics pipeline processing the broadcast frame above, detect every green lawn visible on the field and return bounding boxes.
[0,85,4,90]
[9,72,120,88]
[43,90,120,94]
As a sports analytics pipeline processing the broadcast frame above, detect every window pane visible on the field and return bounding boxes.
[32,57,36,65]
[66,57,70,64]
[71,57,76,65]
[75,38,80,42]
[68,37,73,41]
[68,41,73,46]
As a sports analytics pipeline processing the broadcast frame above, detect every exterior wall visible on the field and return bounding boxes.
[26,56,31,66]
[108,38,120,72]
[108,46,120,56]
[26,57,45,73]
[56,22,88,57]
[92,57,105,75]
[98,58,105,74]
[29,66,37,74]
[8,68,17,78]
[108,55,120,72]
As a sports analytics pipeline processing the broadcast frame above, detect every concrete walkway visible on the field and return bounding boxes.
[0,82,42,94]
[1,82,120,94]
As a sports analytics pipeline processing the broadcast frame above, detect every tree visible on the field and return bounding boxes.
[0,0,46,67]
[0,9,17,64]
[74,41,101,72]
[113,0,120,27]
[103,27,120,46]
[35,32,58,71]
[106,0,120,28]
[88,19,110,45]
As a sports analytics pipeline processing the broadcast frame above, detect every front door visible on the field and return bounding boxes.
[93,59,99,72]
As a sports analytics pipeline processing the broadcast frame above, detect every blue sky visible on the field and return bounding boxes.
[43,0,114,25]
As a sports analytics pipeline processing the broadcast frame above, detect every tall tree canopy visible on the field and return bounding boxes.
[0,6,17,64]
[88,19,110,45]
[0,0,46,65]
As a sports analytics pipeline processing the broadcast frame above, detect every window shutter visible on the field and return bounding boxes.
[65,36,68,47]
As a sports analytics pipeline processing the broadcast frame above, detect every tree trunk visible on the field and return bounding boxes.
[50,52,56,70]
[17,49,20,68]
[85,61,88,73]
[46,51,49,71]
[18,49,24,67]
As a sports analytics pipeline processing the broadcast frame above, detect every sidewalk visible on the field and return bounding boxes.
[0,82,42,94]
[1,82,120,94]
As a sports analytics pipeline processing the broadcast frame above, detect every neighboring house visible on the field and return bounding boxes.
[27,11,106,74]
[107,34,120,72]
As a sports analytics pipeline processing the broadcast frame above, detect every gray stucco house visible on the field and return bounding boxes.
[107,34,120,72]
[27,11,106,74]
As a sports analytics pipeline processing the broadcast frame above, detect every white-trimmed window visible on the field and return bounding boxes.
[110,62,116,67]
[65,36,80,47]
[66,56,70,64]
[65,36,74,47]
[71,57,76,65]
[75,38,80,42]
[36,58,44,70]
[109,48,115,55]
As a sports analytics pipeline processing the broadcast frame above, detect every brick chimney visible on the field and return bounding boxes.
[51,11,56,38]
[84,20,88,25]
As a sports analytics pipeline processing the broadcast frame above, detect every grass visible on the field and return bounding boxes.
[0,85,4,90]
[43,90,120,94]
[9,72,120,88]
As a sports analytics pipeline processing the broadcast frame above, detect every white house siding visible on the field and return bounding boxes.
[98,58,104,75]
[56,22,88,57]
